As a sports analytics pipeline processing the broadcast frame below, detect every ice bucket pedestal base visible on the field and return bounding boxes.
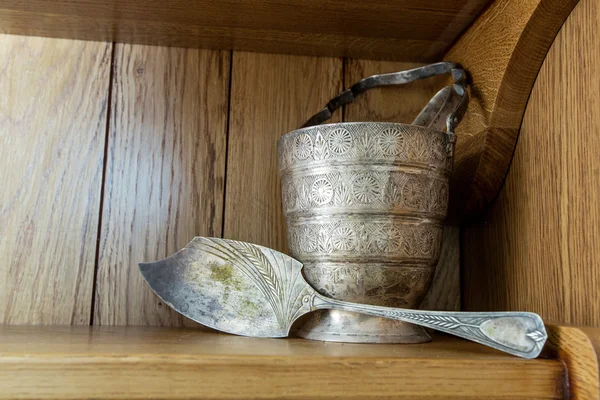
[296,310,431,343]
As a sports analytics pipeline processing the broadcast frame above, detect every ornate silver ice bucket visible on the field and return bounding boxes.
[278,63,468,343]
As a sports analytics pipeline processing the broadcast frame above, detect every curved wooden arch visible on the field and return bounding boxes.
[546,326,600,399]
[444,0,580,220]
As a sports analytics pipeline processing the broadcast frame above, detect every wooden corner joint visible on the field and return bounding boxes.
[544,324,600,399]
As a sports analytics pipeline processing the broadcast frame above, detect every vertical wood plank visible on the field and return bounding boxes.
[94,45,230,326]
[344,59,460,311]
[0,35,112,324]
[224,52,342,252]
[462,0,600,325]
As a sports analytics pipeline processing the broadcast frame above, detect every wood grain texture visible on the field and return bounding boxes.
[0,326,567,399]
[0,0,491,62]
[0,35,111,324]
[545,325,600,400]
[344,60,460,311]
[223,52,342,252]
[94,45,230,326]
[444,0,580,219]
[462,0,600,327]
[581,327,600,362]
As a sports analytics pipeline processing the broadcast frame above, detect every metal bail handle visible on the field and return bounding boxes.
[301,62,469,157]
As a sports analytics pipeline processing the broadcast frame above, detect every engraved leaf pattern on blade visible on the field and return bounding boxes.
[193,238,313,332]
[235,241,282,299]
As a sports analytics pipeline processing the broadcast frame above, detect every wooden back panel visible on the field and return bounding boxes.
[0,36,111,324]
[0,37,460,325]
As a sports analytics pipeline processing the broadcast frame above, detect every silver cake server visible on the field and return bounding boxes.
[139,237,547,358]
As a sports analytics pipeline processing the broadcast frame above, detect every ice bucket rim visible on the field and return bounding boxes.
[277,121,448,147]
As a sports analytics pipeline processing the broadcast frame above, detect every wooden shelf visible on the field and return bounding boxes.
[0,0,492,61]
[0,2,598,398]
[0,326,570,399]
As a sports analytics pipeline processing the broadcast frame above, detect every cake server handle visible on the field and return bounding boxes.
[312,293,547,359]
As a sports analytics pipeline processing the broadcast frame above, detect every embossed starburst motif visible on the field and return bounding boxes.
[352,175,381,203]
[311,178,334,205]
[402,178,424,208]
[376,227,403,253]
[293,134,313,160]
[327,128,353,155]
[331,227,357,251]
[377,128,405,156]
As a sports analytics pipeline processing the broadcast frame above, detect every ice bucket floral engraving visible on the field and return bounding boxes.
[278,123,452,171]
[278,122,454,343]
[287,219,443,260]
[328,128,353,155]
[281,170,449,215]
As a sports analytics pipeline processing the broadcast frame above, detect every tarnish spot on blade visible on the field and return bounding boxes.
[207,262,243,291]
